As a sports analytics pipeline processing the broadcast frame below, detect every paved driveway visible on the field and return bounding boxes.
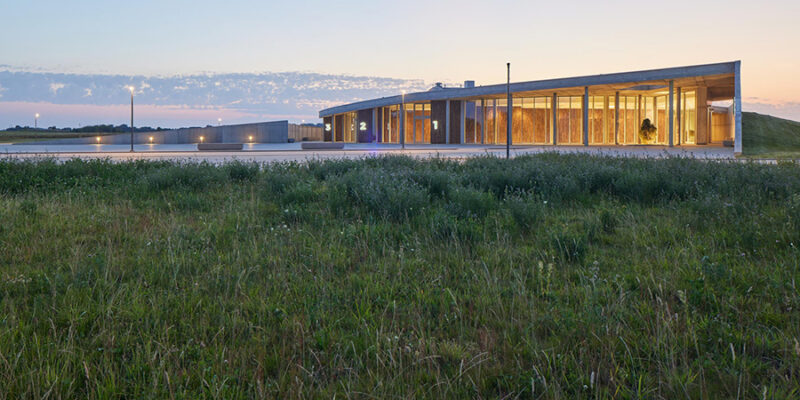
[0,143,735,163]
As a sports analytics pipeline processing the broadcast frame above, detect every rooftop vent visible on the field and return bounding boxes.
[464,80,475,88]
[429,82,445,91]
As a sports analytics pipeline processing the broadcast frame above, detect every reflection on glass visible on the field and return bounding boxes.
[476,100,484,144]
[496,99,508,145]
[485,99,495,144]
[465,101,476,144]
[683,91,696,144]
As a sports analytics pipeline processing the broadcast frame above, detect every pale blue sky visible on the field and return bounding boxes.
[2,0,800,126]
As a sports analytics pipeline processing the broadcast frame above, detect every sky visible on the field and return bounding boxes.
[1,0,799,128]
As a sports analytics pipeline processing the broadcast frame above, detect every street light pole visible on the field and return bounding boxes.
[506,62,511,159]
[35,113,39,129]
[129,86,134,152]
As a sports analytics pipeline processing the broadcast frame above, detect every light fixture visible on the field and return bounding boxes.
[96,137,101,143]
[248,135,253,141]
[199,136,204,143]
[149,136,154,143]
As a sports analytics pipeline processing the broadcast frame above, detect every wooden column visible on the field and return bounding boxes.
[583,87,589,146]
[614,92,620,145]
[676,88,682,146]
[696,86,709,145]
[552,93,558,145]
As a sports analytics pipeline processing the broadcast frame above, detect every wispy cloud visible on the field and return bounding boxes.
[0,68,429,127]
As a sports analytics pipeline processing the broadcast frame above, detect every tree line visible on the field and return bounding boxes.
[6,125,168,133]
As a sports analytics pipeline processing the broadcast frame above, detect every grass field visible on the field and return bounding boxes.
[0,154,799,398]
[742,112,800,158]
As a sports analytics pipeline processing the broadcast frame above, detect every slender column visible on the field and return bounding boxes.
[734,61,742,155]
[506,63,512,156]
[445,100,451,144]
[668,80,674,147]
[637,95,643,144]
[493,100,498,144]
[583,87,589,146]
[614,92,620,145]
[460,100,466,145]
[399,104,404,147]
[373,107,378,143]
[696,87,709,144]
[676,88,683,146]
[479,99,484,144]
[130,90,134,152]
[552,93,558,145]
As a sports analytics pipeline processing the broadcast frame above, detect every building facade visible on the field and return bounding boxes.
[319,61,742,153]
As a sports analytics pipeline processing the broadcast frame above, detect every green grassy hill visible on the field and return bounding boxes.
[742,111,800,157]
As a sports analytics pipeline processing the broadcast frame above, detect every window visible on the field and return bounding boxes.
[556,96,582,145]
[484,99,496,144]
[465,101,476,144]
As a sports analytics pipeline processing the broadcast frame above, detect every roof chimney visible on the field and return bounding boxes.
[464,80,475,88]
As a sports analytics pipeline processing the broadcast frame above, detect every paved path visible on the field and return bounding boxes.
[0,143,735,163]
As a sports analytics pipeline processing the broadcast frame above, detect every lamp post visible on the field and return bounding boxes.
[35,113,39,129]
[401,90,406,150]
[217,118,222,127]
[128,86,135,152]
[506,62,511,159]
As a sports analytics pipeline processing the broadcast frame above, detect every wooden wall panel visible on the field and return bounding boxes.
[512,105,523,144]
[696,87,709,144]
[430,101,447,144]
[449,101,461,144]
[334,115,343,142]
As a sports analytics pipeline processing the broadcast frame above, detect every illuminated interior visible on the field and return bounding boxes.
[321,64,736,147]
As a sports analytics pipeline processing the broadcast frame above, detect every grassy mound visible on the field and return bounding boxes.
[0,155,799,398]
[743,111,800,157]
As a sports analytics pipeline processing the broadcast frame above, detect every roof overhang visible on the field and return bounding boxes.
[319,61,739,117]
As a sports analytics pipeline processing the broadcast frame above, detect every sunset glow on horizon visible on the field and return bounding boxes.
[2,0,799,127]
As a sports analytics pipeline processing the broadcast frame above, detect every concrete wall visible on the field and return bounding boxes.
[288,124,324,142]
[23,121,290,145]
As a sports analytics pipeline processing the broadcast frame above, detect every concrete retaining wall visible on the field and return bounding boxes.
[25,121,290,145]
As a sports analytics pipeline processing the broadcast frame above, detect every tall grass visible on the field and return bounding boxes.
[0,154,798,398]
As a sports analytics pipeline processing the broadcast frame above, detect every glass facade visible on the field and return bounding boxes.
[587,96,605,145]
[380,105,401,143]
[484,99,496,144]
[682,90,697,144]
[464,101,476,143]
[327,88,699,147]
[556,96,582,145]
[342,112,357,143]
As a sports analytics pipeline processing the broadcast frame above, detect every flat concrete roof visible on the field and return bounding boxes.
[319,61,739,118]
